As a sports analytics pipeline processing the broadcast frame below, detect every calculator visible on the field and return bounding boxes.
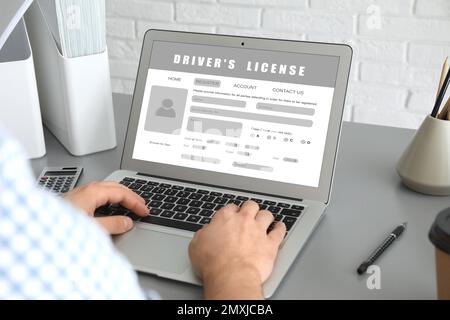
[37,167,83,194]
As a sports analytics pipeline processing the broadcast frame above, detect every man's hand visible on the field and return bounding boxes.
[189,201,286,299]
[64,181,149,235]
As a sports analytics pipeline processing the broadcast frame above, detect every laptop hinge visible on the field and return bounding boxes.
[136,172,303,202]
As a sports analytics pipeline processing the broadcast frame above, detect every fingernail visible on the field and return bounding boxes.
[123,217,133,230]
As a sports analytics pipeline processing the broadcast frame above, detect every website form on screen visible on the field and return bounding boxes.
[132,41,339,188]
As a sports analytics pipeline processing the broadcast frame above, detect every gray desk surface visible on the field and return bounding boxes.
[31,94,449,299]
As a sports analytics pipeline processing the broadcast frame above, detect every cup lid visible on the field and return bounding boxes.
[429,208,450,254]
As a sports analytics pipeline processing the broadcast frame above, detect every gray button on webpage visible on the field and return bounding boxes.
[256,102,315,116]
[192,95,246,108]
[232,162,274,172]
[182,154,220,164]
[194,78,221,88]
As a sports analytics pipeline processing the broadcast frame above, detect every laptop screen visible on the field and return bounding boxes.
[132,40,339,188]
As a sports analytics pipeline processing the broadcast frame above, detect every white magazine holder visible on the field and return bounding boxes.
[25,1,116,156]
[0,19,46,159]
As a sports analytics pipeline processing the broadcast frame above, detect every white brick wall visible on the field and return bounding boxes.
[106,0,450,129]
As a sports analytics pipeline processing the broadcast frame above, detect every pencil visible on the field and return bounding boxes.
[438,96,450,119]
[435,57,449,118]
[431,63,450,118]
[436,57,449,98]
[442,97,450,120]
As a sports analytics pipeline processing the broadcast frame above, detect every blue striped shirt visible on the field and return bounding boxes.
[0,130,157,299]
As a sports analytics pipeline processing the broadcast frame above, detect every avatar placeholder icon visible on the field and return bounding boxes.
[145,86,188,135]
[156,99,176,118]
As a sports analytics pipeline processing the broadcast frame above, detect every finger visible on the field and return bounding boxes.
[268,222,286,245]
[99,181,146,204]
[93,184,149,216]
[188,239,195,257]
[96,181,145,203]
[96,216,133,235]
[222,203,240,213]
[238,200,260,219]
[188,241,202,278]
[192,226,205,240]
[99,181,125,188]
[109,185,148,215]
[255,210,274,229]
[211,203,238,222]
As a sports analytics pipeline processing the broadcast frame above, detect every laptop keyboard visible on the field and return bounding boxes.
[95,177,304,234]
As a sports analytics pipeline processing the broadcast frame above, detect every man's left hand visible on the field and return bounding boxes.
[64,181,149,235]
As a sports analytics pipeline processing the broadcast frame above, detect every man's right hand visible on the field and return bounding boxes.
[188,201,286,300]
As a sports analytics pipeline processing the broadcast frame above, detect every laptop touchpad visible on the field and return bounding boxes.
[115,227,191,274]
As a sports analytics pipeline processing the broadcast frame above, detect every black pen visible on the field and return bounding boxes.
[357,222,407,275]
[431,66,450,117]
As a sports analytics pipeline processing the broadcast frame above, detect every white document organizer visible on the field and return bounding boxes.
[25,2,116,156]
[0,19,46,159]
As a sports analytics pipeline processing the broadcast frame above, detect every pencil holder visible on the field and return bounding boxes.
[397,115,450,196]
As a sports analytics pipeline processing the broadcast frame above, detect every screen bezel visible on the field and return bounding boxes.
[121,30,352,203]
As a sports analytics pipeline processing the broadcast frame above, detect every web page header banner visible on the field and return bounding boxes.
[149,41,339,87]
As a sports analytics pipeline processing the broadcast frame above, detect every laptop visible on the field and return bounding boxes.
[96,30,352,298]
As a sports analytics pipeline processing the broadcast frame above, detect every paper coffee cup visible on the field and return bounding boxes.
[429,208,450,300]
